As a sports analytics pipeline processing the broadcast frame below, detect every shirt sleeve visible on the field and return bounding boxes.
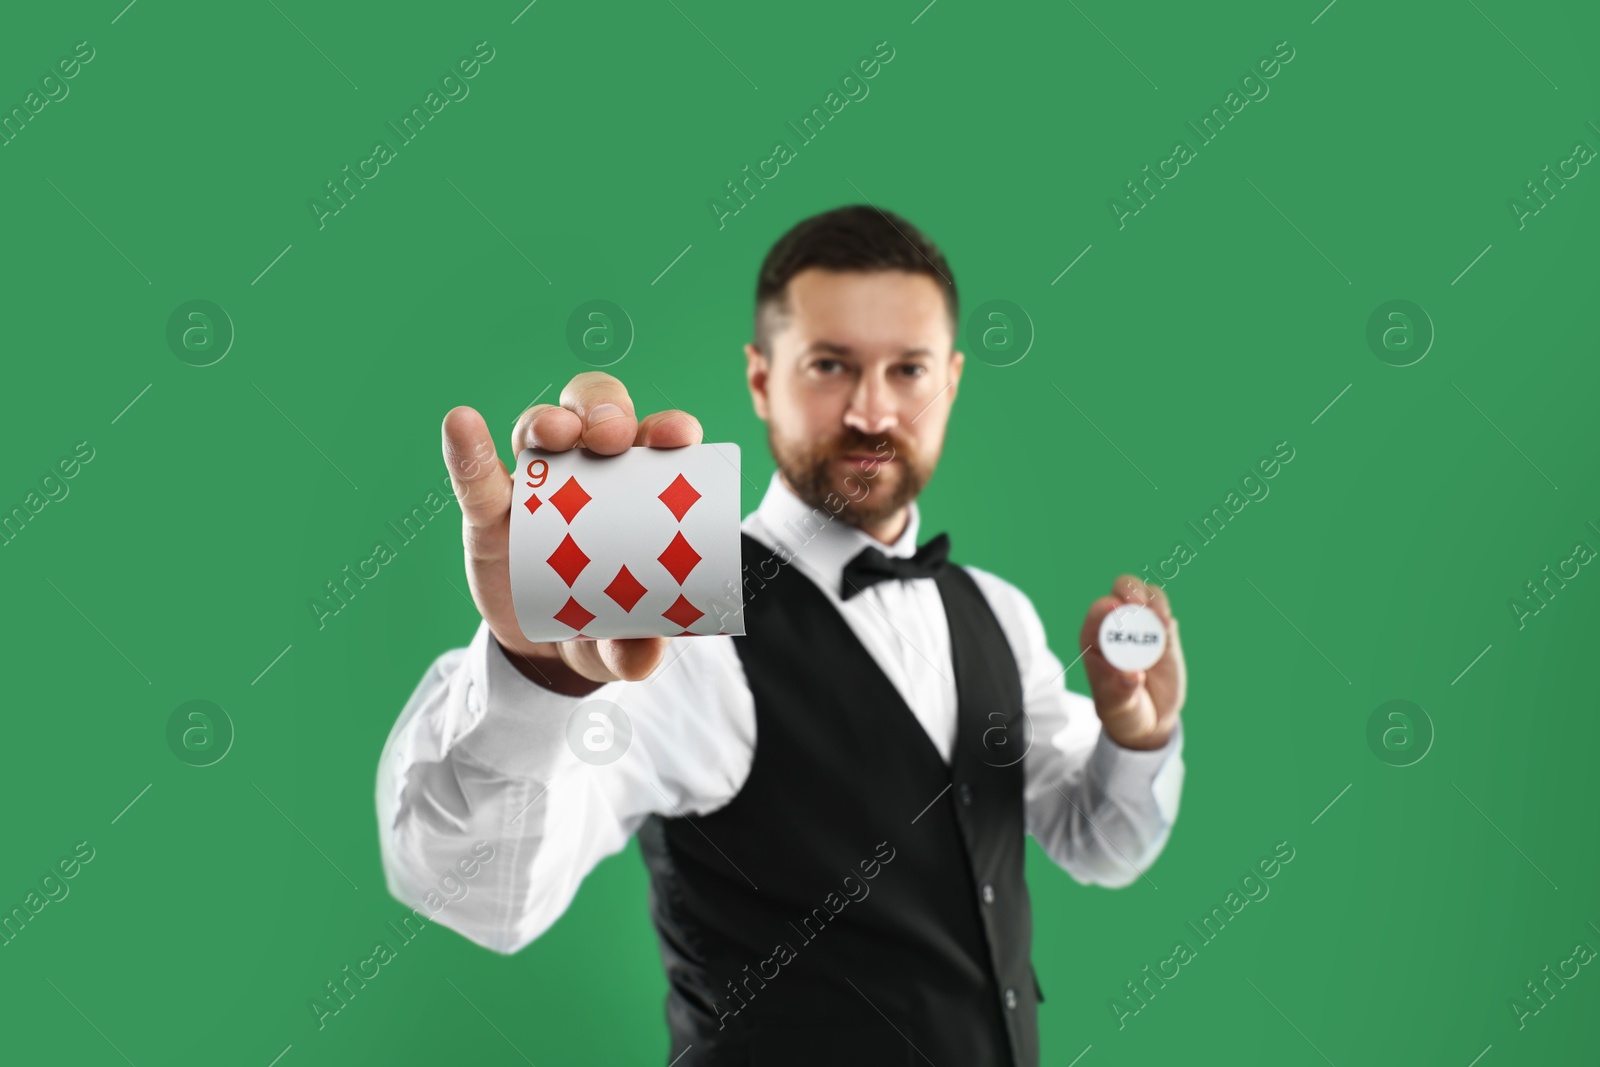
[374,620,753,954]
[967,568,1186,888]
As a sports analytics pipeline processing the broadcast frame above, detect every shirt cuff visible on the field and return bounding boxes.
[1087,718,1184,809]
[452,620,590,781]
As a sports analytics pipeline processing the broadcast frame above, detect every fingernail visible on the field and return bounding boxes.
[587,403,624,426]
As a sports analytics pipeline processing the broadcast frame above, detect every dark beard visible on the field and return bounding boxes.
[768,424,930,531]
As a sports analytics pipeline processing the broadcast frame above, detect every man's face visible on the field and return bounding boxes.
[745,268,964,534]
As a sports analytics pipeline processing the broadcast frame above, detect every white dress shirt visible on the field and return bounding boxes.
[376,472,1185,955]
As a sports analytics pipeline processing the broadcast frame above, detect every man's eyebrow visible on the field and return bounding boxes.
[801,341,935,357]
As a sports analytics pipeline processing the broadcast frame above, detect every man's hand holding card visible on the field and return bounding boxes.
[441,371,738,695]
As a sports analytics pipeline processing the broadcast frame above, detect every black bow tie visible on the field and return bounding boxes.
[840,533,951,600]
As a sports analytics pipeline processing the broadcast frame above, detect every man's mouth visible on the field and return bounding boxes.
[836,452,894,469]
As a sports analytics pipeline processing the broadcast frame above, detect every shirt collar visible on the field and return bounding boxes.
[742,470,921,597]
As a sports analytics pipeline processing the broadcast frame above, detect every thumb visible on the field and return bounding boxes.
[442,406,510,538]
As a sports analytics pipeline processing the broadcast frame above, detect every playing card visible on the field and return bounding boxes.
[509,443,745,641]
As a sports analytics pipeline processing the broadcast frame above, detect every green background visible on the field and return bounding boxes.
[2,0,1596,1063]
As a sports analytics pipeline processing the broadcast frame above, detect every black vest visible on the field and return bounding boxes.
[638,532,1041,1066]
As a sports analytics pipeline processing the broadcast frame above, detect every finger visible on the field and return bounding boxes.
[597,636,670,682]
[556,635,672,685]
[442,406,510,534]
[561,371,638,455]
[550,638,606,684]
[634,409,704,449]
[1144,582,1174,624]
[1159,615,1186,672]
[512,403,584,454]
[1112,574,1173,624]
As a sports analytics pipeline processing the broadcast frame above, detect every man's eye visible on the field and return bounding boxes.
[898,364,928,378]
[813,359,843,374]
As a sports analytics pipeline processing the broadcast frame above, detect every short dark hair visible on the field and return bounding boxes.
[752,204,958,355]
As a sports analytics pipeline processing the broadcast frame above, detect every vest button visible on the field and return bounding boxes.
[981,883,995,904]
[958,782,973,806]
[1004,987,1018,1010]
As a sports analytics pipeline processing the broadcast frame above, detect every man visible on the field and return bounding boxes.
[377,205,1187,1066]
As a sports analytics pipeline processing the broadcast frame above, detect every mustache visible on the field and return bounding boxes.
[826,430,911,459]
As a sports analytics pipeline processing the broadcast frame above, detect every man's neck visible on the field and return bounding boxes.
[778,471,910,547]
[858,507,909,546]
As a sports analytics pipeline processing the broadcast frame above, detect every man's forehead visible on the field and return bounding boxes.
[786,267,944,309]
[779,268,951,350]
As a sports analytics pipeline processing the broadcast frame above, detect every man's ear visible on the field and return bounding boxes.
[948,348,965,402]
[745,343,770,421]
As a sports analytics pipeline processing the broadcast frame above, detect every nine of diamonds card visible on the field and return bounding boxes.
[509,444,746,642]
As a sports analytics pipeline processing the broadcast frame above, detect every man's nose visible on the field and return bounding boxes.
[843,373,898,436]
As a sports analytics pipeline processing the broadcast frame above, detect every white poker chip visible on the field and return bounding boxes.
[1098,603,1166,672]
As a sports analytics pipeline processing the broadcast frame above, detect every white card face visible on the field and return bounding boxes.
[509,444,745,642]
